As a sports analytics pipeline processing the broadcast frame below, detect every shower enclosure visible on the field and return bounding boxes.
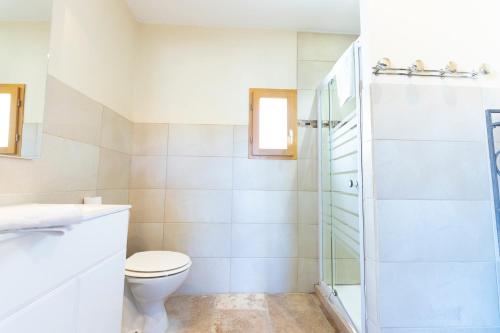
[316,42,364,332]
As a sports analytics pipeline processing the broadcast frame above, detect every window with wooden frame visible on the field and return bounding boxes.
[0,84,25,155]
[248,88,297,160]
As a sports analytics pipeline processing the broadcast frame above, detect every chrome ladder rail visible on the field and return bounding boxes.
[485,109,500,250]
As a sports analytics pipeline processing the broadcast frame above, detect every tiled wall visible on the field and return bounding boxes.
[364,83,500,332]
[0,76,132,207]
[127,123,315,293]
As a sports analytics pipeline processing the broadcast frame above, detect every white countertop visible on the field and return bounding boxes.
[78,204,131,221]
[0,204,131,238]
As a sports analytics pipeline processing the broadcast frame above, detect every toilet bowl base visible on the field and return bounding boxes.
[135,301,169,333]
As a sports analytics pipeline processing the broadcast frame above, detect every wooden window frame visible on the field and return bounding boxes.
[0,84,25,155]
[248,88,297,160]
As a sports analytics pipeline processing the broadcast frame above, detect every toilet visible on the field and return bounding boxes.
[124,251,191,333]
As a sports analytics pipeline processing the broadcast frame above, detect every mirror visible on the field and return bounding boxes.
[0,0,53,159]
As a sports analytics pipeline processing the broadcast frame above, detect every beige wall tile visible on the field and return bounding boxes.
[297,259,319,293]
[127,223,164,256]
[298,90,317,120]
[43,76,103,145]
[36,190,96,204]
[20,123,43,158]
[36,134,100,193]
[129,156,167,189]
[376,262,499,327]
[129,189,165,223]
[0,190,95,206]
[97,189,129,204]
[376,200,495,262]
[178,258,230,294]
[233,126,248,157]
[298,127,317,159]
[166,156,233,190]
[298,224,318,259]
[298,158,318,191]
[231,224,298,258]
[97,148,130,190]
[230,258,298,293]
[298,191,318,225]
[0,154,40,194]
[168,124,234,157]
[163,223,231,257]
[164,189,232,223]
[232,190,298,224]
[373,140,490,200]
[0,139,99,196]
[100,107,133,154]
[233,158,297,190]
[132,123,169,155]
[0,193,38,206]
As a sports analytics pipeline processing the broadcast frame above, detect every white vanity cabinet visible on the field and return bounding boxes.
[0,205,130,333]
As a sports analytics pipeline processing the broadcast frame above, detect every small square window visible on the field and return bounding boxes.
[248,88,297,160]
[0,84,25,155]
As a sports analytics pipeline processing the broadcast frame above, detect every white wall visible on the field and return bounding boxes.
[0,22,50,123]
[361,0,500,87]
[132,25,297,124]
[48,0,137,120]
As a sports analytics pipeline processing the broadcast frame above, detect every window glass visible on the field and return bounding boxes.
[0,93,12,148]
[258,97,288,150]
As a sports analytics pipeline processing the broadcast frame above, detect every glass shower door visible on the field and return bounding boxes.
[319,45,362,331]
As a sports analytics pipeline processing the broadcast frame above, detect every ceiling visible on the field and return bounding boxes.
[0,0,52,21]
[126,0,360,34]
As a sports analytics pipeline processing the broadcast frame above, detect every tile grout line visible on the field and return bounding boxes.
[229,125,236,293]
[162,124,170,250]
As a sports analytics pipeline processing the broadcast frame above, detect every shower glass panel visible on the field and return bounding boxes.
[318,44,362,332]
[321,83,333,288]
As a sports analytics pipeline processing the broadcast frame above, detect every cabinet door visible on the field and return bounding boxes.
[77,251,126,333]
[0,280,78,333]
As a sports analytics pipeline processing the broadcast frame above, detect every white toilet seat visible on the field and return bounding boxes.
[125,251,192,278]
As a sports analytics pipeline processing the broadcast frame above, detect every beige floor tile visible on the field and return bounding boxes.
[164,293,336,333]
[212,309,273,333]
[166,295,217,333]
[266,294,336,333]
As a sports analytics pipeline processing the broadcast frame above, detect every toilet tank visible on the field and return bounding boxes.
[0,205,130,333]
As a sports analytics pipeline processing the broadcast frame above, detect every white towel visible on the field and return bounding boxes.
[335,46,355,107]
[0,227,72,236]
[0,204,84,233]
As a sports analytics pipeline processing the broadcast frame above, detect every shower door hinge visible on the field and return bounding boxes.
[297,120,318,128]
[249,135,253,144]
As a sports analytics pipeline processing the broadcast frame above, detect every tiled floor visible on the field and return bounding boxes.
[165,293,337,333]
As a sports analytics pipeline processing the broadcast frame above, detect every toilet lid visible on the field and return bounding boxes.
[125,251,191,273]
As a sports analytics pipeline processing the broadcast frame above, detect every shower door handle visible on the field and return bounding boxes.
[348,179,359,189]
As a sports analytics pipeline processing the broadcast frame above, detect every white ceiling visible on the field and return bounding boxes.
[0,0,52,21]
[126,0,360,34]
